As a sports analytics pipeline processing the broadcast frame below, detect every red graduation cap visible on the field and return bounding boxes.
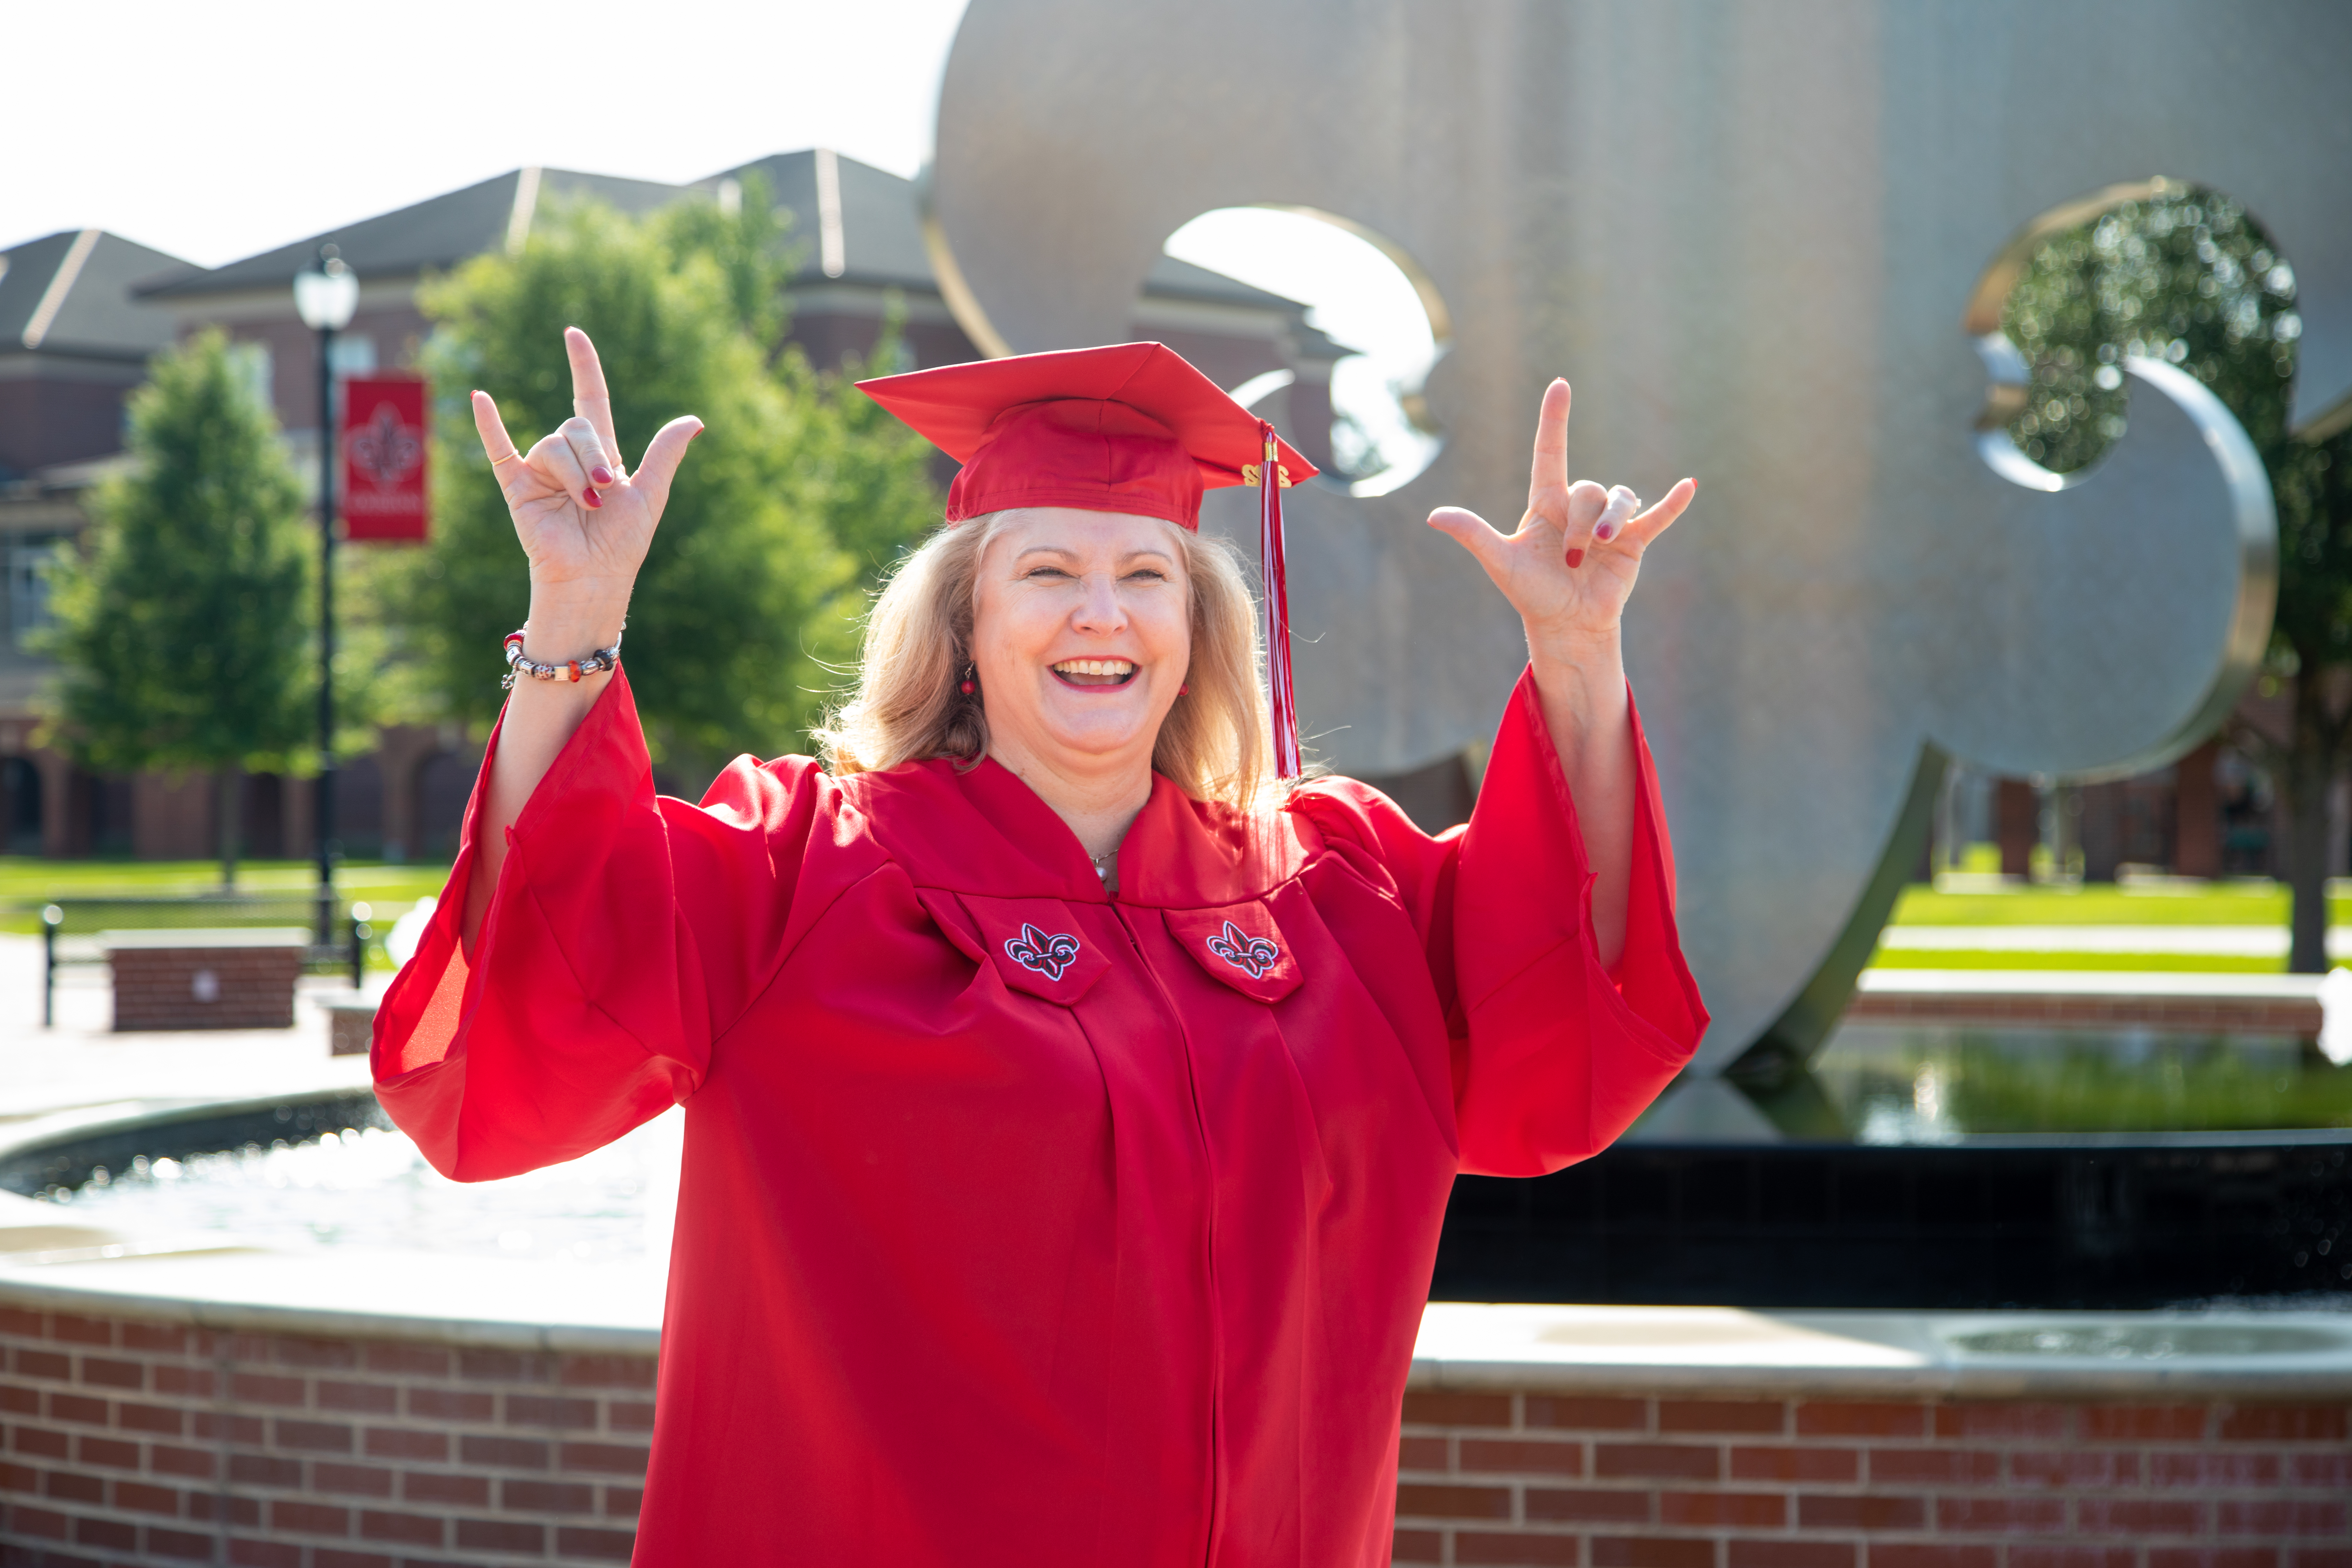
[858,342,1319,778]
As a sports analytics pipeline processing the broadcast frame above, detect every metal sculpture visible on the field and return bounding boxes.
[922,0,2352,1129]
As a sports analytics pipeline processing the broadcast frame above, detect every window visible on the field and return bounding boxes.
[3,533,65,654]
[229,342,274,415]
[328,334,377,376]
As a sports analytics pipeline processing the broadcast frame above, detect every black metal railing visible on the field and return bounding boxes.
[26,895,374,1027]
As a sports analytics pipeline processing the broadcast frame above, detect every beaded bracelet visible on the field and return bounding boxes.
[502,627,623,688]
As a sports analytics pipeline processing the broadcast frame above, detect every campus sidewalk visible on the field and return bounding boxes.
[1879,923,2352,958]
[0,932,378,1127]
[7,915,2342,1130]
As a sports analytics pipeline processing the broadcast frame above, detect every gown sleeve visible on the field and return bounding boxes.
[1292,666,1708,1177]
[369,670,831,1182]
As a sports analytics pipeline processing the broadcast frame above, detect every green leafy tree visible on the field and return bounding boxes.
[378,181,938,783]
[40,328,314,885]
[660,183,939,593]
[775,301,946,586]
[2262,429,2352,969]
[2002,183,2352,969]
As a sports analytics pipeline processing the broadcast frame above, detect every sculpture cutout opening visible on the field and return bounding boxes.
[1967,179,2304,493]
[1724,180,2300,1114]
[1161,207,1449,497]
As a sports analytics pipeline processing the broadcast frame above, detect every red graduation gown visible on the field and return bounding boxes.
[372,665,1706,1567]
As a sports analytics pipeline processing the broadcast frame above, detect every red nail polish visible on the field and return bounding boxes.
[591,465,615,486]
[1565,547,1585,568]
[583,487,602,509]
[1595,523,1617,543]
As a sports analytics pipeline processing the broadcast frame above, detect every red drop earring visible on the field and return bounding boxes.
[959,664,977,696]
[1178,683,1190,696]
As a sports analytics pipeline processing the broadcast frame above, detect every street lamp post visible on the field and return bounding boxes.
[294,246,358,946]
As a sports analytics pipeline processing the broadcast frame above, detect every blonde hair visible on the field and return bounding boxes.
[817,510,1274,809]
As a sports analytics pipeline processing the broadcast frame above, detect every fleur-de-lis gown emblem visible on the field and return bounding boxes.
[1003,923,1083,982]
[1204,919,1280,980]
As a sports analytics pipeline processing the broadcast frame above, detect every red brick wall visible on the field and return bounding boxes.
[786,307,981,377]
[0,1301,652,1567]
[1394,1387,2352,1566]
[8,1299,2350,1567]
[0,375,140,475]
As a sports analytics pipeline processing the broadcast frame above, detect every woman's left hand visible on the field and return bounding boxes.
[1427,378,1694,654]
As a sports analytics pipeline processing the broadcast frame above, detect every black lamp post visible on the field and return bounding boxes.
[293,246,358,945]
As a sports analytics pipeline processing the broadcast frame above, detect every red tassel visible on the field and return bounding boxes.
[1259,421,1301,780]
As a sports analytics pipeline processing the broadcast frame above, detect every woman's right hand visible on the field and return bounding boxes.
[462,328,700,950]
[470,326,702,653]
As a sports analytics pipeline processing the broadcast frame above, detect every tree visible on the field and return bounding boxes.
[663,174,941,585]
[40,328,315,886]
[2001,184,2352,969]
[377,180,939,783]
[773,306,948,587]
[2262,424,2352,969]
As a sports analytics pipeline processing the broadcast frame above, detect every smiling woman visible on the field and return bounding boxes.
[819,506,1272,868]
[369,331,1706,1566]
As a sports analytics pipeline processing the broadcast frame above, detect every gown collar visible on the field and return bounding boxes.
[846,754,1310,910]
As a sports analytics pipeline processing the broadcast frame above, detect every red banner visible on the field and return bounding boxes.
[340,375,429,542]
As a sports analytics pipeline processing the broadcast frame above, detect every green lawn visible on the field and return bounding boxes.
[1875,878,2336,975]
[0,858,449,938]
[0,865,2336,974]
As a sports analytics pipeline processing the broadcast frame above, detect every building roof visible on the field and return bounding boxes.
[137,168,683,300]
[1,230,191,359]
[132,150,1314,333]
[701,150,1308,315]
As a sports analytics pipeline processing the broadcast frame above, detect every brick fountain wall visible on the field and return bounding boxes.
[1394,1388,2352,1567]
[0,1304,651,1567]
[4,1300,2350,1566]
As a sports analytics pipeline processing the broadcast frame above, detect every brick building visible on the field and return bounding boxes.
[0,228,196,857]
[0,150,1339,864]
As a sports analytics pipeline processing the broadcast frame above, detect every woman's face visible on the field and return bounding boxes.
[971,507,1193,778]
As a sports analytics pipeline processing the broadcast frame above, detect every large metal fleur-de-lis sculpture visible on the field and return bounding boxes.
[927,0,2351,1138]
[1003,924,1083,983]
[1205,920,1281,981]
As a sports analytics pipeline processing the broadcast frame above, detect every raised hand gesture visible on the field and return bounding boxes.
[1427,379,1694,656]
[461,328,702,943]
[470,327,702,650]
[1426,378,1695,971]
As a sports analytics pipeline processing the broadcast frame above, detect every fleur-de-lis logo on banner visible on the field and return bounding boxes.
[1204,919,1280,980]
[349,402,423,491]
[1004,923,1083,982]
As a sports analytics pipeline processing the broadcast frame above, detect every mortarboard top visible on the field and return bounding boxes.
[856,342,1317,531]
[857,340,1316,780]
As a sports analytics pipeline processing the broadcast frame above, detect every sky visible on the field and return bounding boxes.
[1167,210,1441,493]
[1,0,973,267]
[5,0,1438,483]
